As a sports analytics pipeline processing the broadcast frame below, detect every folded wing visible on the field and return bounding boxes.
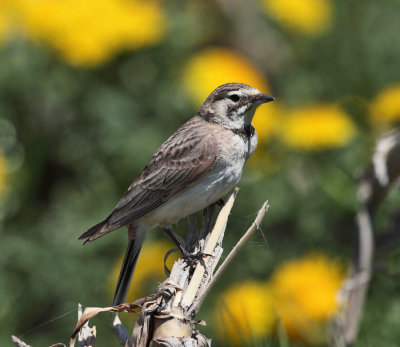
[79,117,219,243]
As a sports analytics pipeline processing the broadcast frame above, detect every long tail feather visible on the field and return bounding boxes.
[112,228,145,306]
[78,219,108,241]
[79,216,119,245]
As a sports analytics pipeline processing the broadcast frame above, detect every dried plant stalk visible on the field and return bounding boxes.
[331,129,400,346]
[68,188,270,347]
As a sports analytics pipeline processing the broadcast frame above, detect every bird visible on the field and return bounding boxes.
[79,82,275,306]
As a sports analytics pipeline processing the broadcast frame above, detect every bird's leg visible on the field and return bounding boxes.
[163,227,210,268]
[163,227,185,252]
[200,199,224,239]
[201,204,216,239]
[185,214,198,252]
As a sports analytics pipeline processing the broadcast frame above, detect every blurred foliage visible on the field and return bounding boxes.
[0,0,399,346]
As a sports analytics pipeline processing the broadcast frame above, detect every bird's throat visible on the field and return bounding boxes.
[230,124,255,139]
[244,124,255,137]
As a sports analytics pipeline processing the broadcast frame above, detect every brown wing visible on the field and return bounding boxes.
[79,116,219,243]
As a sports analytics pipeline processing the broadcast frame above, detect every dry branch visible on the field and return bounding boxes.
[69,188,270,346]
[11,190,269,347]
[12,336,32,347]
[109,314,131,347]
[70,301,143,346]
[77,303,96,347]
[12,336,66,347]
[331,129,400,346]
[134,189,240,346]
[200,200,269,307]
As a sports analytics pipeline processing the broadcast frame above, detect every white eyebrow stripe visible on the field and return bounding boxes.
[226,90,244,97]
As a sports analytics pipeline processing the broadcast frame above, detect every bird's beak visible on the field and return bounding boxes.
[252,93,275,104]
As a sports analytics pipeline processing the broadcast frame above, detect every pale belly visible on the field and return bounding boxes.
[141,162,243,227]
[141,129,257,228]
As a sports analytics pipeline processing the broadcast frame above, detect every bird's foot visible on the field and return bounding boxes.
[181,248,212,269]
[163,227,211,269]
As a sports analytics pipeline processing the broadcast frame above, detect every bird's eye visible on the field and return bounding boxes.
[228,94,240,102]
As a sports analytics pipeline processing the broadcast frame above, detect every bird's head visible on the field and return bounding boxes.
[198,82,275,131]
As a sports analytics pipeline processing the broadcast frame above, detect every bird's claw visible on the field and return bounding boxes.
[182,249,212,269]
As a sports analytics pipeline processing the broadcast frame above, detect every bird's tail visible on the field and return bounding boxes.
[112,225,146,306]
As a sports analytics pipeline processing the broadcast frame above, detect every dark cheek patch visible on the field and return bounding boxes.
[227,102,248,119]
[227,104,236,119]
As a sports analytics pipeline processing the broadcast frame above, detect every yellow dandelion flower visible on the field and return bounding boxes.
[280,104,356,150]
[182,47,280,142]
[270,253,345,342]
[261,0,333,35]
[370,83,400,123]
[215,281,275,344]
[182,48,269,104]
[0,0,14,42]
[109,240,179,302]
[0,14,8,43]
[15,0,166,66]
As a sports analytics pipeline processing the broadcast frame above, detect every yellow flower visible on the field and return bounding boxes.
[370,83,400,123]
[15,0,166,66]
[0,0,14,42]
[261,0,333,35]
[270,253,345,343]
[181,47,280,142]
[280,104,356,150]
[0,14,8,43]
[215,281,275,345]
[109,240,179,302]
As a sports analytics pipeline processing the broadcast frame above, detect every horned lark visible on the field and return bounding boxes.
[79,82,275,306]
